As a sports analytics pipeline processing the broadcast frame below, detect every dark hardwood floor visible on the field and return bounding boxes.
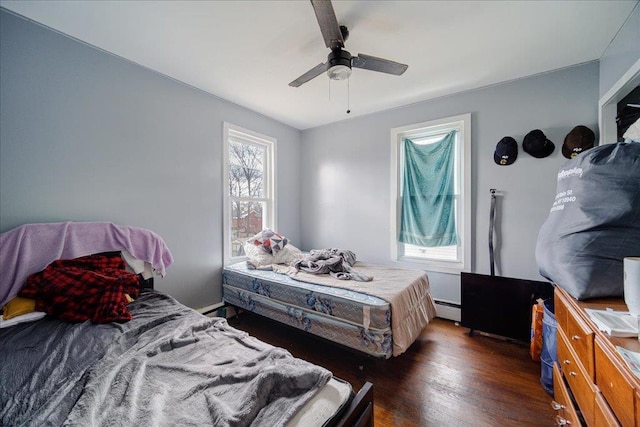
[227,313,556,427]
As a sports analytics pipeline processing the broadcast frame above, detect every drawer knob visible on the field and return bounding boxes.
[563,359,570,365]
[569,371,577,377]
[571,335,580,341]
[551,401,565,411]
[556,415,572,425]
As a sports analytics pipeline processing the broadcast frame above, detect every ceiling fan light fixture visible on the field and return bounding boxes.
[327,64,352,80]
[327,48,352,80]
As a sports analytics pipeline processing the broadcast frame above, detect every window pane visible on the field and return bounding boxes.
[230,200,265,257]
[228,140,264,198]
[391,113,470,273]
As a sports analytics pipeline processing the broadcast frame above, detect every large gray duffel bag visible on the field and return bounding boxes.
[536,142,640,299]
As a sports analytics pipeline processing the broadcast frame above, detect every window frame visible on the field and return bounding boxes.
[390,113,471,274]
[222,122,277,265]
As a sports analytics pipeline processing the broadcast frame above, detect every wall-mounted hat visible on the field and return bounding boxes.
[562,125,595,159]
[523,129,555,158]
[494,136,518,166]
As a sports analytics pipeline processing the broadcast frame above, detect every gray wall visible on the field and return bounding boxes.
[300,63,599,305]
[599,2,639,98]
[0,10,302,309]
[1,6,621,311]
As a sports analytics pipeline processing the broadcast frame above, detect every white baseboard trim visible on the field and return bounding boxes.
[434,299,461,322]
[196,302,225,314]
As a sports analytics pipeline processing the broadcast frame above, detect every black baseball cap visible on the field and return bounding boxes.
[494,137,518,166]
[523,129,555,158]
[562,125,595,159]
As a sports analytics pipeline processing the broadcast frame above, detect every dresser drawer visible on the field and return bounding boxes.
[559,328,596,426]
[555,289,595,380]
[565,308,595,380]
[594,392,621,427]
[553,362,581,427]
[595,338,635,427]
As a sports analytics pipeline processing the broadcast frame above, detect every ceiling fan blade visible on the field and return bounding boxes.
[289,62,327,87]
[311,0,344,49]
[352,53,408,75]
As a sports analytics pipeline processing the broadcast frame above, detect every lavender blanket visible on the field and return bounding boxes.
[0,222,174,307]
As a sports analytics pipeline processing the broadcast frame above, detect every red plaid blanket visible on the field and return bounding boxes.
[19,253,141,323]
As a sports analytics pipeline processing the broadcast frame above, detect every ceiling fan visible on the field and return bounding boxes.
[289,0,409,88]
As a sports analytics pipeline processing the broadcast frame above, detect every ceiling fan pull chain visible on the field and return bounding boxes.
[346,79,351,114]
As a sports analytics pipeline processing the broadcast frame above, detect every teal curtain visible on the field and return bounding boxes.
[399,131,458,247]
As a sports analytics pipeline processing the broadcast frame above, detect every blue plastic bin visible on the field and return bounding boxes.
[540,298,557,395]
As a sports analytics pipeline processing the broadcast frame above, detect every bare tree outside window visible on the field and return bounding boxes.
[223,123,275,262]
[229,140,266,256]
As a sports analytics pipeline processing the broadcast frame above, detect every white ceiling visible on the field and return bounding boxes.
[1,1,637,130]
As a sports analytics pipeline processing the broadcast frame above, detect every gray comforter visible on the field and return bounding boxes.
[0,290,331,426]
[293,249,372,282]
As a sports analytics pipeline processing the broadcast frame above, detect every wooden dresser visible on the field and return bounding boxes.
[553,286,640,426]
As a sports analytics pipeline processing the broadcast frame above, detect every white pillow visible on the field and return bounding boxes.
[0,311,46,329]
[244,242,302,268]
[274,244,303,264]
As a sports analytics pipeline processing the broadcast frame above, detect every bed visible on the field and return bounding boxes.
[0,222,373,427]
[222,257,437,359]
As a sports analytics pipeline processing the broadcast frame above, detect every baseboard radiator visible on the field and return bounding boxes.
[433,299,461,322]
[460,272,554,342]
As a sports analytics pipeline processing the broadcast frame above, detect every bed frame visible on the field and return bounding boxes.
[140,276,154,289]
[222,263,402,359]
[334,381,374,427]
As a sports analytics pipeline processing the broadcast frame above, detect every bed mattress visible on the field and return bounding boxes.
[223,262,395,358]
[0,289,354,426]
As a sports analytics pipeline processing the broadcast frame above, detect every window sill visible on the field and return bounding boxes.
[225,256,247,267]
[396,256,467,275]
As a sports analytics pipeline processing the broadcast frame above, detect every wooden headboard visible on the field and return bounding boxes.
[140,276,154,290]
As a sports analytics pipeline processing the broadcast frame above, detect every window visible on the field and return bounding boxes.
[223,122,276,263]
[390,113,471,273]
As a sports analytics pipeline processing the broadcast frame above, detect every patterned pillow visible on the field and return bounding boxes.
[249,229,288,254]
